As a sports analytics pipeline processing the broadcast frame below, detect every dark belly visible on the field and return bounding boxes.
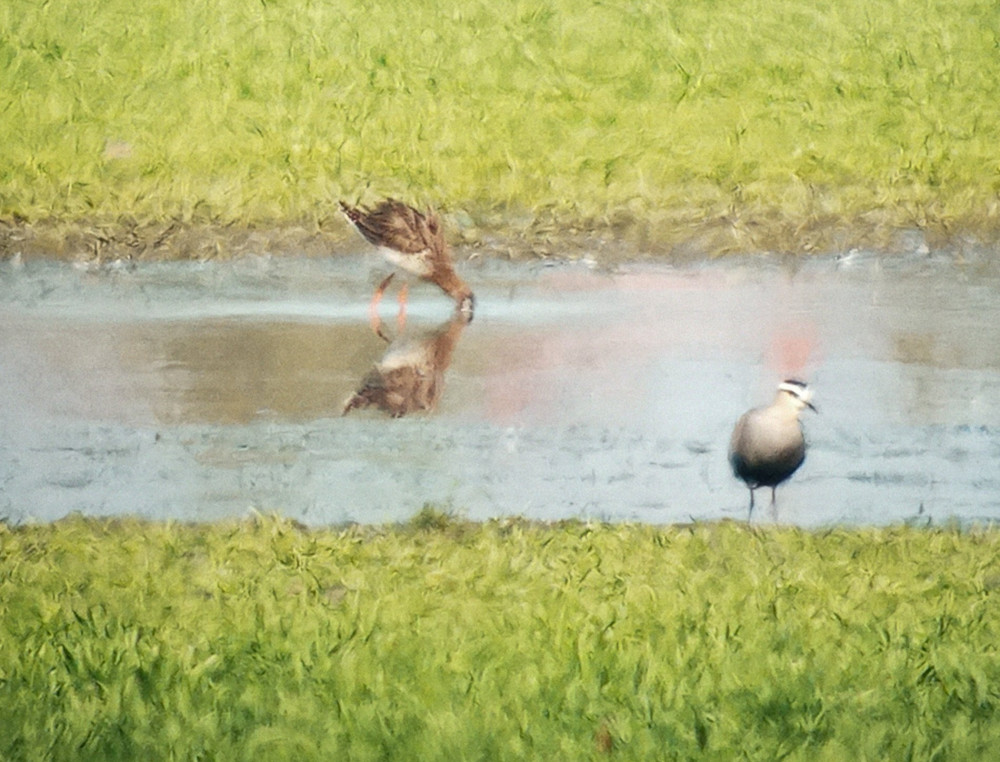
[730,450,805,488]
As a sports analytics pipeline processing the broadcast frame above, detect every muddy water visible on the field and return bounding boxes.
[2,249,999,527]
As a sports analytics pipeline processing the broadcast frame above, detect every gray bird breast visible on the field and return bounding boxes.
[729,414,806,488]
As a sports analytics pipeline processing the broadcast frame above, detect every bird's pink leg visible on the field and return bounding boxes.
[369,273,395,340]
[396,283,409,332]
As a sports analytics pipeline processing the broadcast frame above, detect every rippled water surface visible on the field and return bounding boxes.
[2,248,999,527]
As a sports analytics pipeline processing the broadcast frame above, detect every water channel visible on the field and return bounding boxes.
[2,246,999,527]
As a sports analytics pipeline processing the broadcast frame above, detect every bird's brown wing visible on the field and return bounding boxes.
[340,199,446,255]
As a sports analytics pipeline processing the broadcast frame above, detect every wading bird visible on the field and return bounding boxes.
[729,379,817,520]
[339,199,475,335]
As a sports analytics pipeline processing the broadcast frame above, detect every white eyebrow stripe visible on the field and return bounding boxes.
[778,380,809,397]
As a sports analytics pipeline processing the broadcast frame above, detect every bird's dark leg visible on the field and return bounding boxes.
[747,488,756,522]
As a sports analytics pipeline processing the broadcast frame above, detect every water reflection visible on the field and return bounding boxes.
[343,312,472,417]
[2,253,1000,527]
[144,320,372,424]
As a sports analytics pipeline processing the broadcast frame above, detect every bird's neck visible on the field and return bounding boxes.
[437,268,473,304]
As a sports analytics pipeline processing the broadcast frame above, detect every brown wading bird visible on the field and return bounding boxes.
[729,379,817,521]
[342,312,471,417]
[339,199,475,335]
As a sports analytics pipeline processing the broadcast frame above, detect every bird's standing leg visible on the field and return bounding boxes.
[369,273,395,340]
[747,488,756,523]
[396,282,409,333]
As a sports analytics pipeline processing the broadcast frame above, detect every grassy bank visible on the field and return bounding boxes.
[2,0,1000,256]
[2,513,999,759]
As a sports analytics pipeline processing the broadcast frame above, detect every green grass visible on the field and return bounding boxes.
[2,0,1000,253]
[2,512,999,760]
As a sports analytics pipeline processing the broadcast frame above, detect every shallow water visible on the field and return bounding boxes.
[2,248,999,527]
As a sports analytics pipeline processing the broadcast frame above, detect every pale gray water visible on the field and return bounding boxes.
[2,247,999,527]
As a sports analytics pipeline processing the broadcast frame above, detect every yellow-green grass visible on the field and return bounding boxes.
[2,511,999,760]
[2,0,1000,255]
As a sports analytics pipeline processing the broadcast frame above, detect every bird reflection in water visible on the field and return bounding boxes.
[342,311,471,417]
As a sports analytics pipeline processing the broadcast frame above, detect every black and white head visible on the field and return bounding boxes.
[777,379,817,413]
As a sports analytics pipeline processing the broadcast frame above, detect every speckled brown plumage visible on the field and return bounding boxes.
[340,198,474,314]
[342,313,470,417]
